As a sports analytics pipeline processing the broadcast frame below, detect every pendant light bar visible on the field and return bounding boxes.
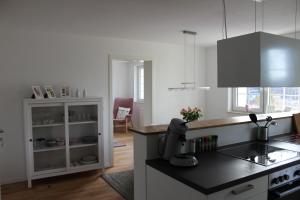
[182,30,197,35]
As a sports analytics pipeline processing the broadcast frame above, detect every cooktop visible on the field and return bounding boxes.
[273,134,300,145]
[219,142,300,166]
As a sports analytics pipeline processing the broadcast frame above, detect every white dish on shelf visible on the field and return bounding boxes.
[82,155,97,162]
[46,139,57,147]
[80,155,97,165]
[80,159,97,165]
[56,138,65,146]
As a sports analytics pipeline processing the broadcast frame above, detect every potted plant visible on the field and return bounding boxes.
[180,106,203,123]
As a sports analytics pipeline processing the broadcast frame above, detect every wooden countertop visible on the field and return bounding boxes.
[130,112,293,135]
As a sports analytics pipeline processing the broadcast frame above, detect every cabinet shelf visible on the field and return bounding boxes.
[69,121,97,125]
[70,143,98,149]
[33,146,66,153]
[32,123,64,128]
[70,162,99,169]
[34,167,66,176]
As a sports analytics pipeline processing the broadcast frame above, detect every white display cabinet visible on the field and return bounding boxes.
[23,98,103,188]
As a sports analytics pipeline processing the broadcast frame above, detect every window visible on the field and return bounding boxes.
[268,88,300,112]
[232,88,263,113]
[232,87,300,113]
[135,65,144,102]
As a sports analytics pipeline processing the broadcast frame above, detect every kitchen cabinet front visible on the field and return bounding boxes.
[146,166,268,200]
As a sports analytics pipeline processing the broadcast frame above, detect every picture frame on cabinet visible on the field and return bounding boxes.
[44,85,56,99]
[60,86,71,98]
[32,86,44,99]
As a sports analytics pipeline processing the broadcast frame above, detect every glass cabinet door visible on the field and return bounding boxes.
[31,104,66,174]
[67,103,101,169]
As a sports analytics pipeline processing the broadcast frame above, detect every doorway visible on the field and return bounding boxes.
[107,55,153,173]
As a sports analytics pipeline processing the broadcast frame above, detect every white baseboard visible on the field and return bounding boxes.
[2,177,26,185]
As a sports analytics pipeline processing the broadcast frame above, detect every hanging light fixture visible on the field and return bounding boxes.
[217,0,300,87]
[168,30,210,91]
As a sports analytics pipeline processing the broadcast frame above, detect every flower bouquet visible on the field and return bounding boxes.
[180,107,203,123]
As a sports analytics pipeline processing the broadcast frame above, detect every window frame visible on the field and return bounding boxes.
[135,65,144,103]
[231,87,300,114]
[267,87,300,113]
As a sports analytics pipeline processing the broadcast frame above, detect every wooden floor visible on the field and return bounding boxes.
[106,132,134,174]
[2,132,134,200]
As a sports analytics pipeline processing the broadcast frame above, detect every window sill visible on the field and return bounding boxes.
[227,111,264,115]
[134,100,144,104]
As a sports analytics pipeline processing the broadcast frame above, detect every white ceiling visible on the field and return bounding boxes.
[0,0,298,46]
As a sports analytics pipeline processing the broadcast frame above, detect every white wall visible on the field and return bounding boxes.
[0,29,206,184]
[204,46,242,119]
[132,102,145,128]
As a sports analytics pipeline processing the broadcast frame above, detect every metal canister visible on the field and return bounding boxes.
[257,127,269,141]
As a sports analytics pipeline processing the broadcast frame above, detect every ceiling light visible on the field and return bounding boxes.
[168,30,210,91]
[253,0,263,3]
[218,0,300,87]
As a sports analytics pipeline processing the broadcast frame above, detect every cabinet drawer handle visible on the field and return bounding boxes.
[29,139,33,142]
[231,184,254,195]
[98,133,101,135]
[275,185,300,198]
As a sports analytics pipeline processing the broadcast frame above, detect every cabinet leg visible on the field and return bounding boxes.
[27,179,32,188]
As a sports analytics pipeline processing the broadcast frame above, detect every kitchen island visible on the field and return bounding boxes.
[146,141,300,200]
[131,113,294,200]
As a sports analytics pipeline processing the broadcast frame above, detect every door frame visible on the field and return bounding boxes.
[108,54,153,167]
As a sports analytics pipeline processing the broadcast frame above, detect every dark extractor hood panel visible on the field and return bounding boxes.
[217,32,300,87]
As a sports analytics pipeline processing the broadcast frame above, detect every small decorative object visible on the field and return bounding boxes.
[83,88,87,98]
[180,106,202,122]
[44,85,56,99]
[60,86,71,98]
[56,138,65,146]
[76,88,81,98]
[32,86,44,99]
[194,135,218,153]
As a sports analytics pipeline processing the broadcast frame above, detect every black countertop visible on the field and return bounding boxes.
[146,140,300,195]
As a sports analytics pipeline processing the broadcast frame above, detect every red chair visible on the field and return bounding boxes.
[113,97,134,133]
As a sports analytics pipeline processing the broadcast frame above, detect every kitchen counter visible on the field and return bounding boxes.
[134,117,294,200]
[146,141,300,195]
[131,112,292,135]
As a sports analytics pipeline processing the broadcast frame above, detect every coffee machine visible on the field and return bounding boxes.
[159,118,198,167]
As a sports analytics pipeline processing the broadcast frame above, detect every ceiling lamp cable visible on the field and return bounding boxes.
[184,31,187,85]
[295,0,298,39]
[221,9,225,39]
[193,33,196,88]
[261,0,264,32]
[222,0,228,39]
[255,0,257,32]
